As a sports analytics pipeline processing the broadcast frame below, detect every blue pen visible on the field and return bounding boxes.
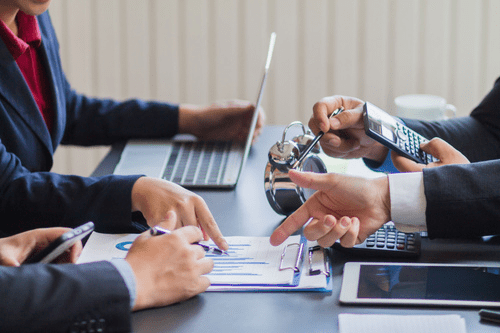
[150,226,229,255]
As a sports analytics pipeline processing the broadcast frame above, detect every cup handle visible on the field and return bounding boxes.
[445,104,457,119]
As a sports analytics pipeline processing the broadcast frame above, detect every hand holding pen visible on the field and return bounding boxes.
[151,226,229,255]
[293,107,344,168]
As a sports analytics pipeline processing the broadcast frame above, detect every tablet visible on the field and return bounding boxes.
[340,262,500,307]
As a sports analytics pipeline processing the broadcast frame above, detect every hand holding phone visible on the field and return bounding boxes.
[25,222,94,264]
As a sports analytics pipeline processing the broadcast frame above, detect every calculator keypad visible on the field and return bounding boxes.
[365,224,418,252]
[332,224,421,258]
[395,123,437,164]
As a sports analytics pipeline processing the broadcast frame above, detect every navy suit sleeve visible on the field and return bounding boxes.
[0,140,143,235]
[0,261,131,333]
[400,78,500,239]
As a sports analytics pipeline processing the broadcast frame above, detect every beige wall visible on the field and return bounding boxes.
[49,0,500,176]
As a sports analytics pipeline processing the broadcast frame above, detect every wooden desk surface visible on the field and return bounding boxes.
[92,125,500,333]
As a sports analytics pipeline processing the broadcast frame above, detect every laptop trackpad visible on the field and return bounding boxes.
[113,140,170,178]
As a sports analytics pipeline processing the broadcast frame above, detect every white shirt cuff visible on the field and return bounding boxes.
[388,172,427,233]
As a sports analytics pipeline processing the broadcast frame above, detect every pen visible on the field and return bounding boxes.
[479,309,500,324]
[150,226,229,255]
[293,107,344,168]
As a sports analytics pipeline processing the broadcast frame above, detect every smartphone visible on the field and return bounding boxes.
[363,101,438,164]
[25,222,94,264]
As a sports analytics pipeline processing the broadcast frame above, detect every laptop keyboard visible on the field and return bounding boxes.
[162,141,231,186]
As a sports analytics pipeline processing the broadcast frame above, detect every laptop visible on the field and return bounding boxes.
[113,32,276,189]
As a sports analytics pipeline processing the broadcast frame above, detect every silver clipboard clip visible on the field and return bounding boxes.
[279,242,304,273]
[308,245,330,277]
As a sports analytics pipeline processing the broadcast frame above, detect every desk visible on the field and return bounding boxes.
[92,125,500,333]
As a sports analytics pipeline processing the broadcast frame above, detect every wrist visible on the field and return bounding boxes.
[178,104,202,135]
[365,144,389,163]
[373,175,392,222]
[131,176,147,212]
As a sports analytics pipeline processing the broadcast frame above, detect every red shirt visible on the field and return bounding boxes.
[0,11,54,132]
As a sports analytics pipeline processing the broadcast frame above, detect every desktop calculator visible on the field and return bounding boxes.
[332,223,421,258]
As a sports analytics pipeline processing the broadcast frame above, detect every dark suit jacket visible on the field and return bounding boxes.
[0,11,180,235]
[0,261,131,333]
[403,77,500,239]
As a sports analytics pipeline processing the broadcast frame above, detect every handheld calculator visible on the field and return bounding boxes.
[332,223,421,258]
[363,101,438,164]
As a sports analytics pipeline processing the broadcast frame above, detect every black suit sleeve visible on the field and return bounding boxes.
[399,77,500,239]
[0,261,131,333]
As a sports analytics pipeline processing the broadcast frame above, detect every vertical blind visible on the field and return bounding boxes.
[48,0,500,176]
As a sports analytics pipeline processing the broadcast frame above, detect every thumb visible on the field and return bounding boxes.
[391,150,424,172]
[419,138,451,160]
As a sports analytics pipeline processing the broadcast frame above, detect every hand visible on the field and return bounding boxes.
[269,170,391,248]
[126,221,213,311]
[310,95,389,162]
[178,100,265,143]
[392,137,470,172]
[0,228,82,266]
[131,177,228,251]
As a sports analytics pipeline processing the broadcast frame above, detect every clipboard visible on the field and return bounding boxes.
[77,232,332,292]
[206,236,332,292]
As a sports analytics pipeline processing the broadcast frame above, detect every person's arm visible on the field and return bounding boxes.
[0,140,143,235]
[0,261,132,333]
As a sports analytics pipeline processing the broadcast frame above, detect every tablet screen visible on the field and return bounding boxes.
[357,264,500,302]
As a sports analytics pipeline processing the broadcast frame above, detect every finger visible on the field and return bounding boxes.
[192,243,207,260]
[270,206,314,246]
[194,199,228,250]
[421,138,468,162]
[174,225,205,246]
[197,275,212,293]
[391,150,424,172]
[38,227,73,244]
[322,132,361,151]
[53,240,83,264]
[303,215,337,241]
[68,241,83,263]
[312,99,339,133]
[338,217,360,247]
[327,105,365,131]
[287,169,342,193]
[198,257,215,276]
[317,216,353,248]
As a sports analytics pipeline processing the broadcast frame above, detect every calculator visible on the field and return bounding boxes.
[363,101,438,164]
[332,223,421,258]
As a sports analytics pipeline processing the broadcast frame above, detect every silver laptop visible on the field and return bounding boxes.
[113,33,276,189]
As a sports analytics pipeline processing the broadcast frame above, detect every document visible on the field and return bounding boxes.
[338,314,467,333]
[77,232,331,292]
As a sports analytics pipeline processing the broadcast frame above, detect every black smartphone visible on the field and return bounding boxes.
[25,222,94,264]
[363,101,438,164]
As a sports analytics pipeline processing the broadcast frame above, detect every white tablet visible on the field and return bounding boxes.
[340,262,500,307]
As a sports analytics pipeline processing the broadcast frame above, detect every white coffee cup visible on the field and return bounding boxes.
[394,94,456,121]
